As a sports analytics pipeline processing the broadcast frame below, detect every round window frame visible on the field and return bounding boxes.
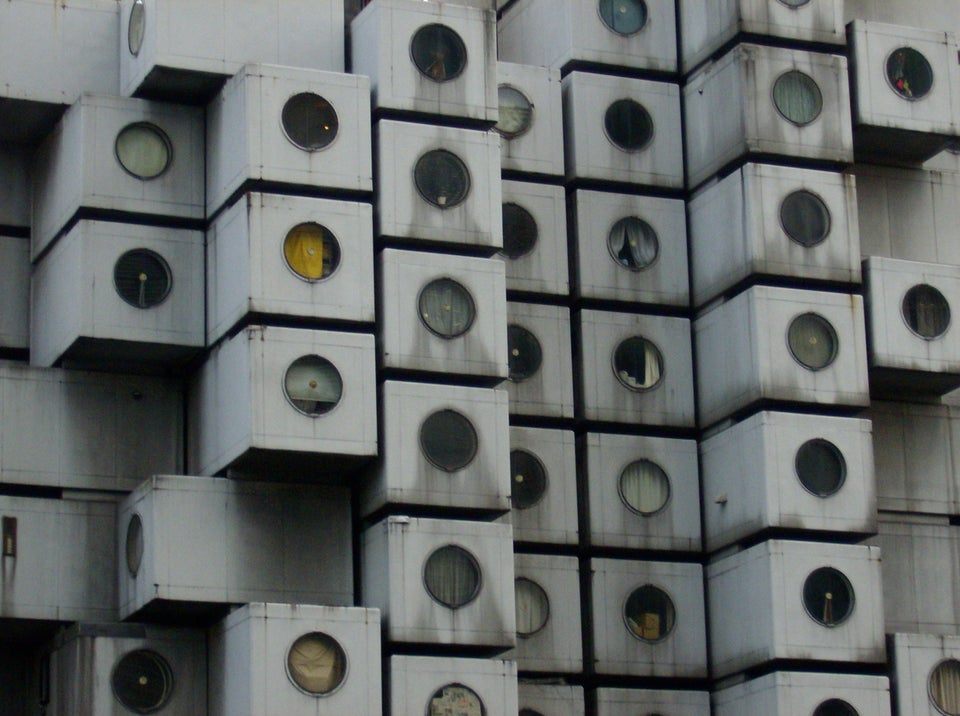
[410,23,468,83]
[417,277,477,339]
[281,355,344,418]
[279,92,341,152]
[113,248,173,310]
[787,312,840,372]
[413,148,471,210]
[885,46,935,102]
[423,544,483,609]
[779,189,832,248]
[510,448,549,511]
[515,577,551,637]
[929,658,960,716]
[427,683,486,716]
[777,0,811,7]
[507,323,544,383]
[281,221,342,283]
[902,283,952,340]
[612,335,665,393]
[500,202,539,260]
[128,0,146,56]
[495,84,535,139]
[110,649,175,715]
[126,513,144,578]
[114,122,174,180]
[597,0,649,37]
[794,438,847,498]
[284,632,349,697]
[771,70,824,127]
[419,409,479,473]
[802,566,856,628]
[603,98,655,153]
[622,583,676,644]
[607,215,660,271]
[812,699,860,716]
[618,458,672,517]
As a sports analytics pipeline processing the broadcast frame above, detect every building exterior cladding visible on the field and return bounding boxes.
[4,0,960,714]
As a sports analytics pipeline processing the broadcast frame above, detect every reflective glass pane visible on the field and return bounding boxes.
[128,0,145,55]
[598,0,648,35]
[411,24,467,82]
[501,203,538,259]
[429,684,485,716]
[930,660,960,716]
[115,123,172,179]
[788,313,838,370]
[126,514,143,577]
[420,409,478,472]
[510,449,548,510]
[414,149,470,209]
[613,336,664,391]
[418,278,476,338]
[604,99,654,151]
[773,71,823,126]
[780,190,831,247]
[778,0,811,6]
[286,633,347,695]
[111,650,174,714]
[624,585,675,642]
[283,356,343,416]
[515,577,550,636]
[283,222,340,281]
[608,216,659,270]
[424,546,481,608]
[887,47,934,100]
[619,459,670,515]
[508,324,543,382]
[813,700,859,716]
[795,439,846,497]
[803,567,854,626]
[903,284,951,339]
[281,93,339,151]
[114,249,172,309]
[496,86,533,138]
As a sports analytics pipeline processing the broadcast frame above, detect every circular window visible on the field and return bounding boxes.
[281,93,339,151]
[778,0,811,6]
[515,577,550,637]
[803,567,854,626]
[501,203,538,259]
[495,86,534,138]
[114,249,172,309]
[598,0,648,35]
[795,439,846,497]
[619,459,671,516]
[286,632,347,696]
[508,325,543,382]
[788,313,839,371]
[780,190,831,247]
[608,216,659,270]
[115,123,172,179]
[510,449,548,510]
[772,71,823,126]
[411,24,467,82]
[813,700,859,716]
[520,711,545,716]
[903,284,951,339]
[887,47,934,100]
[930,659,960,715]
[604,99,654,151]
[414,149,470,209]
[418,278,476,338]
[624,585,675,642]
[613,336,664,391]
[282,222,340,281]
[126,514,144,577]
[429,684,485,716]
[111,650,174,714]
[283,356,343,416]
[420,409,478,472]
[424,546,482,608]
[128,0,145,56]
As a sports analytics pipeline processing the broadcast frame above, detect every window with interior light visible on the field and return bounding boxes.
[281,93,339,151]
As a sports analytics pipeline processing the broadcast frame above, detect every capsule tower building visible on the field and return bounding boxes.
[2,0,960,714]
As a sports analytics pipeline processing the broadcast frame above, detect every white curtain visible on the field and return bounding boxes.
[515,578,550,636]
[930,661,960,715]
[773,71,821,124]
[620,460,670,514]
[420,281,473,336]
[116,125,169,178]
[609,218,658,269]
[424,547,479,607]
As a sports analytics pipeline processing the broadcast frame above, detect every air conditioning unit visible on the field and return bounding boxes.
[680,0,844,74]
[0,236,28,350]
[31,94,204,260]
[499,180,569,296]
[694,286,870,428]
[0,0,117,142]
[377,249,508,380]
[713,671,891,716]
[561,72,683,189]
[206,65,372,216]
[374,121,501,251]
[508,427,578,546]
[30,219,204,371]
[688,164,861,308]
[596,687,710,715]
[495,62,563,177]
[119,0,344,101]
[497,0,678,73]
[577,309,695,427]
[854,164,960,265]
[590,557,707,678]
[848,21,960,163]
[361,516,515,649]
[869,400,959,515]
[118,476,353,622]
[569,189,688,306]
[351,0,497,122]
[518,683,584,716]
[706,540,886,678]
[0,145,31,227]
[700,411,876,553]
[388,656,518,716]
[890,632,960,716]
[505,553,582,673]
[206,193,374,345]
[872,513,960,636]
[0,363,182,492]
[0,494,116,623]
[583,432,700,552]
[209,603,380,716]
[864,256,960,394]
[44,622,206,716]
[684,44,853,189]
[187,325,377,478]
[360,381,510,517]
[505,302,574,419]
